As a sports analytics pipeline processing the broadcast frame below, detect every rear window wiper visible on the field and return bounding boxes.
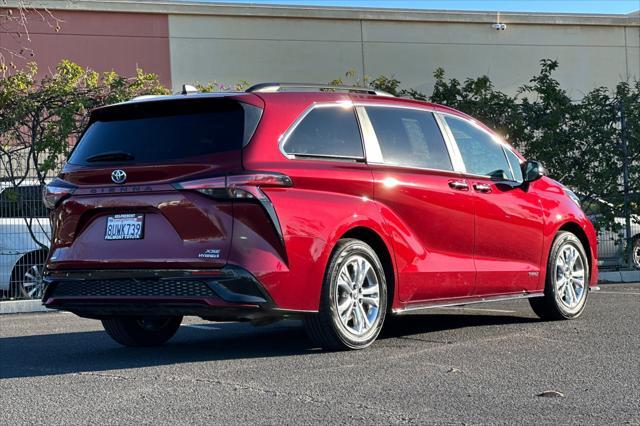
[85,151,135,162]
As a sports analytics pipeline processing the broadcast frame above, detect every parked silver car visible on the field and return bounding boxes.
[582,197,639,270]
[0,182,50,299]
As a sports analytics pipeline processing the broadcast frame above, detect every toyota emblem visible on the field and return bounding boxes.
[111,169,127,184]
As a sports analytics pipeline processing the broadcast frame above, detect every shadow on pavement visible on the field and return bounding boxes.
[381,312,538,338]
[0,312,538,380]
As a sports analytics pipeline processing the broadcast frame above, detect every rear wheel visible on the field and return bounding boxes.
[304,239,387,350]
[101,316,183,347]
[529,231,589,320]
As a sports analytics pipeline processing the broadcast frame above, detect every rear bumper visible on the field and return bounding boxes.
[42,266,299,320]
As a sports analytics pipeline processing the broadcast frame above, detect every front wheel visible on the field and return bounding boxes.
[304,239,387,350]
[101,316,183,347]
[529,231,589,320]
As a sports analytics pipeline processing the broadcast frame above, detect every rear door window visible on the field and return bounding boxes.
[365,107,453,171]
[282,106,364,158]
[444,116,513,180]
[69,100,261,166]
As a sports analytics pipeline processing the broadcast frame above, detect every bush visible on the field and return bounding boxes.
[0,60,168,247]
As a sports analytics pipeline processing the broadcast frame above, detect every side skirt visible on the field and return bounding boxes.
[393,291,544,315]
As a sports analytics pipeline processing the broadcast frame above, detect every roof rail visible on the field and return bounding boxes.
[245,82,395,97]
[129,94,166,102]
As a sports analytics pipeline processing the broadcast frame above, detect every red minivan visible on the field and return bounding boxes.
[42,83,598,350]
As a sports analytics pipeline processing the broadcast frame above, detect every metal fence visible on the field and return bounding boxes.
[594,223,639,271]
[0,177,51,300]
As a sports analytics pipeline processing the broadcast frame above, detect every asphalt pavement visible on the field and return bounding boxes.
[1,283,639,425]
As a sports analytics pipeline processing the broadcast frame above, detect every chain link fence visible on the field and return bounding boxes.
[1,145,54,301]
[592,220,639,271]
[1,177,50,300]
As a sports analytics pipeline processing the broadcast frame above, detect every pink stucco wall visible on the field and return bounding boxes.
[0,10,171,87]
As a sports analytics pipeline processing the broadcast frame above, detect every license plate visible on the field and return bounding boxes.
[105,214,144,240]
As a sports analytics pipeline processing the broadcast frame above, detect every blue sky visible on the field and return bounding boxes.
[187,1,640,14]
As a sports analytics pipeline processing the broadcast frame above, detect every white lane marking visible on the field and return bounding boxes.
[437,307,516,314]
[181,324,221,330]
[595,291,640,296]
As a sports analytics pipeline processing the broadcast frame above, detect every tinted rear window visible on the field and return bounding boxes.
[69,100,261,165]
[283,106,364,158]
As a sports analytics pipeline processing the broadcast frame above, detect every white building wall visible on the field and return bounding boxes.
[168,11,638,98]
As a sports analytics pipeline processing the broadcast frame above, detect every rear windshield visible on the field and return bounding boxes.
[68,99,261,166]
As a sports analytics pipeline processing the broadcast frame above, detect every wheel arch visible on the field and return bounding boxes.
[340,226,396,311]
[558,222,593,275]
[11,248,49,280]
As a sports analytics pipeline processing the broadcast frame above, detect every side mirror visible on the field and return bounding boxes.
[522,160,545,183]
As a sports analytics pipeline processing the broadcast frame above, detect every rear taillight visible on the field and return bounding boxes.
[172,172,292,200]
[173,172,292,245]
[43,179,77,209]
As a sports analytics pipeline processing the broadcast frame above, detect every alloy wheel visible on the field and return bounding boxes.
[334,255,381,337]
[554,244,586,309]
[633,239,640,269]
[21,263,45,299]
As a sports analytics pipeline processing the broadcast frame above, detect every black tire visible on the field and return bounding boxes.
[304,239,387,350]
[632,236,640,270]
[10,250,48,300]
[529,231,590,320]
[101,316,183,347]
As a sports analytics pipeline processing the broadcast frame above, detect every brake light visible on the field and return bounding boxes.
[43,179,77,209]
[226,173,293,188]
[173,172,292,246]
[173,172,292,199]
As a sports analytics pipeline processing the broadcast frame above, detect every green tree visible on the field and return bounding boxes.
[0,60,168,247]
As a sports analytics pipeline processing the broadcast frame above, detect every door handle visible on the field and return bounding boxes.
[448,180,469,191]
[473,183,492,193]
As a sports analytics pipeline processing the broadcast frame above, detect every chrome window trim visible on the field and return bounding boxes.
[283,153,365,162]
[433,112,466,173]
[278,101,365,161]
[278,100,520,178]
[354,106,383,163]
[366,162,463,177]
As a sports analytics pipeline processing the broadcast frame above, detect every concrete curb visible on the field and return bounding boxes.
[0,300,52,314]
[598,271,640,284]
